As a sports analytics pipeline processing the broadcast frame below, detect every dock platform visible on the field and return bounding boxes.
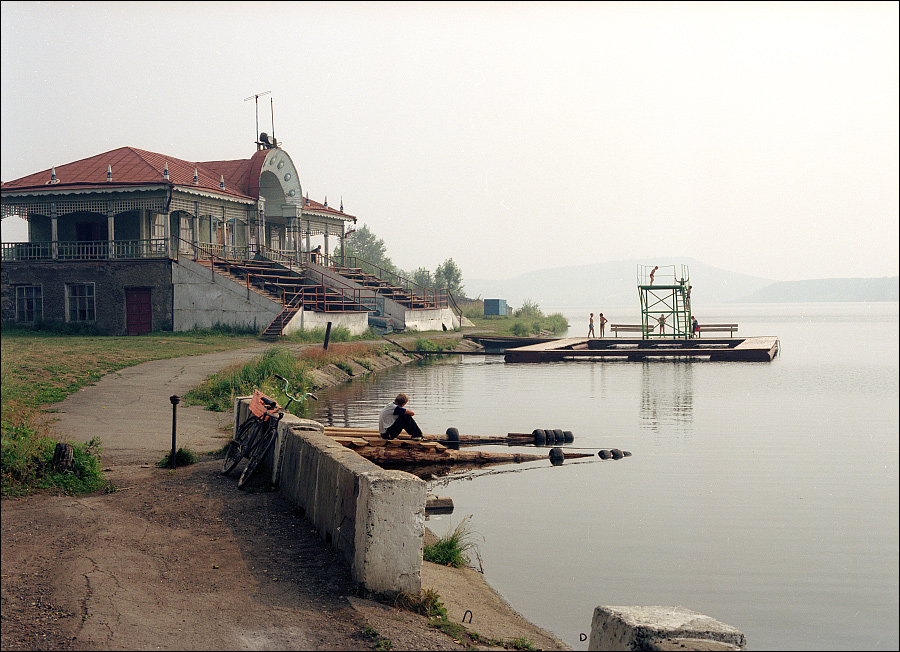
[504,336,779,363]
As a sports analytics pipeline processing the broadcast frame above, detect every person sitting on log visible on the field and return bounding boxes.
[379,393,423,440]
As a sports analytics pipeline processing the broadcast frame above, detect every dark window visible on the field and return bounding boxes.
[66,283,96,322]
[15,285,43,322]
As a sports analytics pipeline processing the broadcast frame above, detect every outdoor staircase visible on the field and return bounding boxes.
[327,262,447,310]
[197,258,373,337]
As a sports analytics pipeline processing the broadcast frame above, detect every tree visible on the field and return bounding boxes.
[336,224,396,275]
[434,258,464,296]
[409,267,434,288]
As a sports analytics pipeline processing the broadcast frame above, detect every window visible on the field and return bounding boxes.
[15,285,42,322]
[179,215,193,252]
[66,283,96,322]
[152,213,166,239]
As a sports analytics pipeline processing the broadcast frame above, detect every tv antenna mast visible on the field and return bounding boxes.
[244,91,272,148]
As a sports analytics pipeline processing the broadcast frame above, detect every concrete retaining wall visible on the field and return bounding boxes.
[233,397,425,596]
[173,256,280,331]
[588,606,746,651]
[283,308,370,337]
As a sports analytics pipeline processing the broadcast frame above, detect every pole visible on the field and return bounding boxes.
[323,322,332,350]
[169,395,180,468]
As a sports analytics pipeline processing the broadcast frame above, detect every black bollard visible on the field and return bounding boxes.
[323,321,332,350]
[169,395,180,469]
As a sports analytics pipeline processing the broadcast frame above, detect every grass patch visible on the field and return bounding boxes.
[1,432,107,497]
[156,447,199,467]
[182,342,389,414]
[423,516,481,568]
[360,626,392,651]
[393,588,447,618]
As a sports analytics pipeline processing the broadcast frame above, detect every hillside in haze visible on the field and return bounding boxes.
[464,259,899,308]
[464,258,775,308]
[735,277,899,303]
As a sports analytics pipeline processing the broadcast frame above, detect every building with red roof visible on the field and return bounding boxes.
[1,140,456,336]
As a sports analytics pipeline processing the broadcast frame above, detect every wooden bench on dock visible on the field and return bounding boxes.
[611,324,643,336]
[696,324,739,337]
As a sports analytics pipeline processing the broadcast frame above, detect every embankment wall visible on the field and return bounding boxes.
[234,397,425,596]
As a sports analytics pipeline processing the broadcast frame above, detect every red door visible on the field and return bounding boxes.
[125,289,152,335]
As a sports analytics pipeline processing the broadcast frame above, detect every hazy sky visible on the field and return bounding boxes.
[2,1,897,282]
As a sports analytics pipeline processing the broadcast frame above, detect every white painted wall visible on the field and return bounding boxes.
[172,256,281,331]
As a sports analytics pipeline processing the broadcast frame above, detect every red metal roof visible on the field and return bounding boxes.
[2,146,356,219]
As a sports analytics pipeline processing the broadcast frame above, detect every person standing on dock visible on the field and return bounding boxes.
[588,313,595,338]
[598,313,608,337]
[691,316,699,338]
[657,314,667,334]
[649,266,659,284]
[380,393,423,440]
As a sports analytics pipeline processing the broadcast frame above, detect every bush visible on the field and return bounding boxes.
[513,299,543,319]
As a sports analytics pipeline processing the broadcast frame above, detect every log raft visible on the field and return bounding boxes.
[324,426,552,446]
[322,426,592,466]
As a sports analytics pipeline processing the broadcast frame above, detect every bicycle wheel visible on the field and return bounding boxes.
[222,417,260,475]
[237,426,279,489]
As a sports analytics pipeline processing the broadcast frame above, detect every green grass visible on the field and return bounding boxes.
[1,434,107,497]
[1,330,259,497]
[423,516,480,568]
[360,626,393,651]
[182,342,390,414]
[182,347,316,414]
[156,447,199,468]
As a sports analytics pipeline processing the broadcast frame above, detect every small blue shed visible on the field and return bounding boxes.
[484,299,508,316]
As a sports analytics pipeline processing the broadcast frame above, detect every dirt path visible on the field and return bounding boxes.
[1,341,570,651]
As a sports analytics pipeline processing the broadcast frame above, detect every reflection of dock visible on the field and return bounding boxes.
[504,336,780,363]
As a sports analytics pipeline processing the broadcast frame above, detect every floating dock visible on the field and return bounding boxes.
[503,336,780,363]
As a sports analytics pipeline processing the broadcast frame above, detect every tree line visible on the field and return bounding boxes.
[334,224,465,296]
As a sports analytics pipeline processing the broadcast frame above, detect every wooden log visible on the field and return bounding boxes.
[426,496,454,514]
[347,446,593,466]
[325,427,526,446]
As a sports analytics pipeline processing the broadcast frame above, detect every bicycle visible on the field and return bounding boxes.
[222,374,317,489]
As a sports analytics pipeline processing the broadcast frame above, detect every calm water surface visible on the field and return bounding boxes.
[311,303,899,651]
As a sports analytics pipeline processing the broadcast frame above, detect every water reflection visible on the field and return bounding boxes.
[639,360,694,433]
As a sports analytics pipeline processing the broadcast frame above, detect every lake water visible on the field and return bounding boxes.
[311,302,899,651]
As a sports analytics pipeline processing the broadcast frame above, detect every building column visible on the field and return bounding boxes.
[50,203,59,260]
[323,229,329,267]
[305,220,311,262]
[107,201,115,259]
[164,211,172,259]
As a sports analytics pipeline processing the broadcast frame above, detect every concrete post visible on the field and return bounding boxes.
[588,606,746,651]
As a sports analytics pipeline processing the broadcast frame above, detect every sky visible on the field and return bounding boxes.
[1,1,897,283]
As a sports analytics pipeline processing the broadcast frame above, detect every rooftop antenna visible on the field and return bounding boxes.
[244,91,271,149]
[270,97,277,148]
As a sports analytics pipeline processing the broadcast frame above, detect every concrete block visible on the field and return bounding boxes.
[589,606,746,651]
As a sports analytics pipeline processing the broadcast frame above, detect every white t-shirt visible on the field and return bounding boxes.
[379,401,404,434]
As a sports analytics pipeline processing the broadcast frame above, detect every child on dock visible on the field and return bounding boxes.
[588,313,595,338]
[379,393,423,440]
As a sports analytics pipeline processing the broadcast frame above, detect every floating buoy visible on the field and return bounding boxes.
[549,447,565,465]
[532,428,546,445]
[563,430,574,443]
[598,449,612,459]
[445,427,459,442]
[553,428,565,444]
[611,448,623,460]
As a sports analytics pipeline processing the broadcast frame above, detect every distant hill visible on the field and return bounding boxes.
[464,258,775,308]
[735,277,899,303]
